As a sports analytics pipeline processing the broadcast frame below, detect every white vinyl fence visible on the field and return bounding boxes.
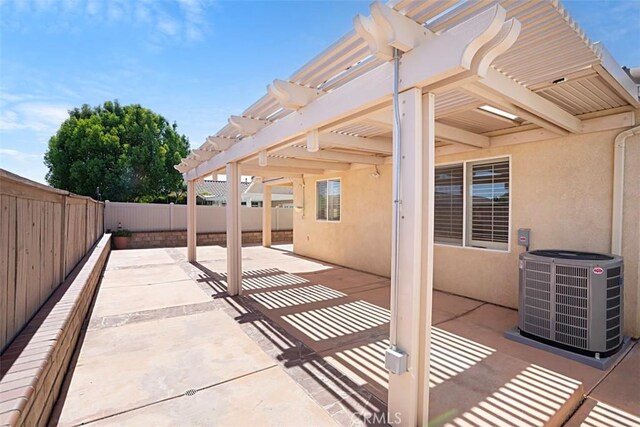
[104,202,293,233]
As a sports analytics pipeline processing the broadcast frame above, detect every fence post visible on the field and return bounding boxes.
[170,202,175,231]
[84,199,89,252]
[60,195,67,281]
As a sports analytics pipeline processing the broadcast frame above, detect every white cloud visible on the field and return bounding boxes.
[0,148,43,161]
[0,149,49,183]
[178,0,205,42]
[86,0,100,16]
[0,101,70,134]
[157,13,180,37]
[1,0,212,47]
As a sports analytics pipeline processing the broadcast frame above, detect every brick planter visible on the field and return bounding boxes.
[123,230,293,249]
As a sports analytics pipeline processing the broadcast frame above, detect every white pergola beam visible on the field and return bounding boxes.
[240,164,326,176]
[321,132,392,154]
[593,44,640,108]
[192,149,217,160]
[259,156,351,171]
[467,68,583,133]
[336,110,490,150]
[268,79,324,110]
[183,158,200,168]
[361,118,393,132]
[229,116,269,137]
[205,136,237,151]
[355,1,435,60]
[435,111,637,156]
[185,4,511,181]
[435,122,490,148]
[175,163,190,173]
[277,146,385,165]
[462,84,570,135]
[261,177,295,187]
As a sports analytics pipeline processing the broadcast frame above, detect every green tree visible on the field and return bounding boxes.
[45,100,189,202]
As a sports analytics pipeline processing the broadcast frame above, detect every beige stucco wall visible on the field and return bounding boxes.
[292,124,640,337]
[293,165,393,277]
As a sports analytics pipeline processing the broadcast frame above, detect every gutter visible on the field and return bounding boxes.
[611,125,640,255]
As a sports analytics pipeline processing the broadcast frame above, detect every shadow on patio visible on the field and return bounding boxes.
[183,244,638,426]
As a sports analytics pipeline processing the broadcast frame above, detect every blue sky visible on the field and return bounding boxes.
[1,0,639,184]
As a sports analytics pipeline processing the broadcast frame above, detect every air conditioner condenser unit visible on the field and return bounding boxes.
[518,250,623,356]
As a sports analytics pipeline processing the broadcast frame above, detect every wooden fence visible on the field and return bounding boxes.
[0,169,104,352]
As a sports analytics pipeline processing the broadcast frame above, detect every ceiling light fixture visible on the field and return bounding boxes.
[479,105,519,121]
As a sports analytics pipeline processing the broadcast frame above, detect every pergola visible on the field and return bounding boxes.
[175,1,638,424]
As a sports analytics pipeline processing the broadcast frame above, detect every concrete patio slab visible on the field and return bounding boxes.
[91,278,212,318]
[432,291,484,323]
[439,304,632,391]
[437,312,615,392]
[101,263,191,287]
[588,342,640,415]
[88,367,337,427]
[51,311,277,426]
[51,246,638,426]
[106,248,176,269]
[565,396,640,427]
[297,267,389,293]
[210,246,639,426]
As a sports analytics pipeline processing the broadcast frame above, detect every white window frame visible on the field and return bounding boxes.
[435,155,511,252]
[315,177,341,222]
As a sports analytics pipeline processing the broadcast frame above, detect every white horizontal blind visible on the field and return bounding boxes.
[327,179,341,221]
[434,164,463,245]
[316,180,327,220]
[469,160,509,248]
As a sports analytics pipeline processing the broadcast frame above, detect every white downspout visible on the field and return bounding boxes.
[611,125,640,255]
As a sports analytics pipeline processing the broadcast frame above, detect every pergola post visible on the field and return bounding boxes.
[262,184,272,247]
[186,179,197,262]
[226,162,242,295]
[387,89,435,425]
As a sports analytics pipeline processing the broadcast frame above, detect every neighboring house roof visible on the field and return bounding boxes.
[195,180,251,199]
[244,180,293,196]
[195,179,293,203]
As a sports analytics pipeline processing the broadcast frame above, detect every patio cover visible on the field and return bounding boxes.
[175,1,639,425]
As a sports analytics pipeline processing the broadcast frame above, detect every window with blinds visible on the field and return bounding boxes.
[316,180,327,220]
[434,164,463,245]
[327,179,341,221]
[316,178,341,222]
[468,159,509,249]
[434,158,510,251]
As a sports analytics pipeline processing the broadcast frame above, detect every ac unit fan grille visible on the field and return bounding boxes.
[523,261,551,339]
[554,265,588,349]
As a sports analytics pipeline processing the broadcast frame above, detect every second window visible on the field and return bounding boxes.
[316,178,341,222]
[435,158,510,250]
